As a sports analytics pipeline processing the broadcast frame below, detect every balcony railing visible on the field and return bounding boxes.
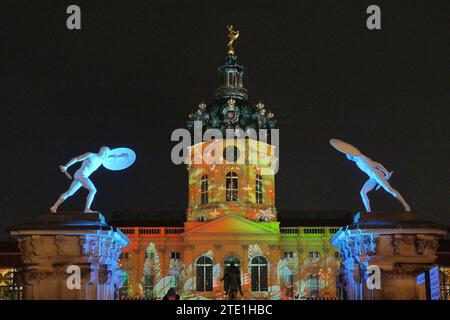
[280,227,341,237]
[119,227,184,238]
[120,226,341,238]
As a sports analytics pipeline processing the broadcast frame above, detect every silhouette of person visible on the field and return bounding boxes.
[221,261,243,300]
[162,287,180,300]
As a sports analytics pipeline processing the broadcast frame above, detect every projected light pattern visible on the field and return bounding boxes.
[186,139,277,222]
[116,40,341,300]
[118,231,340,300]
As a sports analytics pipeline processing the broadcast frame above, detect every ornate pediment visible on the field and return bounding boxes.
[184,214,279,236]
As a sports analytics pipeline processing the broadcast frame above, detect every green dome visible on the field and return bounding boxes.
[187,54,277,135]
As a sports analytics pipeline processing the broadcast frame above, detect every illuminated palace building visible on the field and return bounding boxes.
[1,34,448,301]
[111,41,351,300]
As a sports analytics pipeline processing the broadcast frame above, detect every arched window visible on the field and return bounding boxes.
[250,256,268,292]
[225,171,238,202]
[256,174,263,204]
[144,274,154,299]
[196,256,213,292]
[308,273,319,297]
[201,174,208,204]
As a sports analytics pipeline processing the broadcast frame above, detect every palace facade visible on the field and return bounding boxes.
[112,39,348,300]
[0,30,448,301]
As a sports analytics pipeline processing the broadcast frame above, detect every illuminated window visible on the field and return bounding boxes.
[309,251,320,259]
[226,171,238,202]
[119,252,130,260]
[171,275,180,291]
[196,256,213,292]
[119,272,129,299]
[201,174,208,204]
[170,252,180,260]
[144,274,154,299]
[308,274,319,297]
[284,274,294,285]
[256,174,263,204]
[251,256,268,292]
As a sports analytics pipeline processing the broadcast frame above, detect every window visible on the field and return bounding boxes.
[196,256,213,292]
[283,251,294,259]
[256,174,263,204]
[226,171,238,202]
[283,273,294,299]
[119,252,130,260]
[334,251,340,259]
[250,256,268,292]
[170,252,180,260]
[309,251,320,259]
[308,274,319,297]
[201,174,208,204]
[171,275,180,291]
[144,274,154,299]
[119,272,129,299]
[284,274,294,285]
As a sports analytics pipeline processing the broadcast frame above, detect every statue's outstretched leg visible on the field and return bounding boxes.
[360,179,377,212]
[394,193,411,212]
[79,177,97,213]
[50,180,82,213]
[375,175,411,212]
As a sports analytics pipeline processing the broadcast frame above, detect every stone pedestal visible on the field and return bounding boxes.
[9,212,129,300]
[330,212,446,300]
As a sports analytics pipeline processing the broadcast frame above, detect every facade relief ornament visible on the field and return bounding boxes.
[362,235,377,256]
[392,236,402,255]
[223,98,240,125]
[55,235,68,256]
[80,238,90,256]
[415,238,439,255]
[353,262,361,283]
[18,237,40,261]
[22,269,43,285]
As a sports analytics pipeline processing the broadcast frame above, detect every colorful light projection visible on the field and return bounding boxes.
[124,241,339,300]
[186,138,277,222]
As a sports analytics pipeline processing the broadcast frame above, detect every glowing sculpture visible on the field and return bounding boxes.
[50,146,135,213]
[227,25,239,55]
[330,139,411,212]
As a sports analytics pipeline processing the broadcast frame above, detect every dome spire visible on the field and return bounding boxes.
[215,25,247,100]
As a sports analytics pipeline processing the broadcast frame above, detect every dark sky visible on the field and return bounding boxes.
[1,0,449,238]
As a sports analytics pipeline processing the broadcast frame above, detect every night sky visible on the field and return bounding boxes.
[1,0,449,239]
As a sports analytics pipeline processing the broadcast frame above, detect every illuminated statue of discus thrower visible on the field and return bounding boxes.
[330,139,411,213]
[50,146,136,213]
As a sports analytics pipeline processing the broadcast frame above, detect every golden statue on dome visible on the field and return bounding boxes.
[227,25,239,55]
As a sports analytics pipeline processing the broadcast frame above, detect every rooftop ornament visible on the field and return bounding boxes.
[227,25,239,55]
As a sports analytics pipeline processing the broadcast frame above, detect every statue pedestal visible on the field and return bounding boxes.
[9,212,129,300]
[331,212,446,300]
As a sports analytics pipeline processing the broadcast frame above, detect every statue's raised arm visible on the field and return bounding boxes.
[50,146,136,213]
[227,25,239,55]
[330,139,411,213]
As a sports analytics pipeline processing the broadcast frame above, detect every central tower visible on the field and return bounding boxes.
[185,27,278,223]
